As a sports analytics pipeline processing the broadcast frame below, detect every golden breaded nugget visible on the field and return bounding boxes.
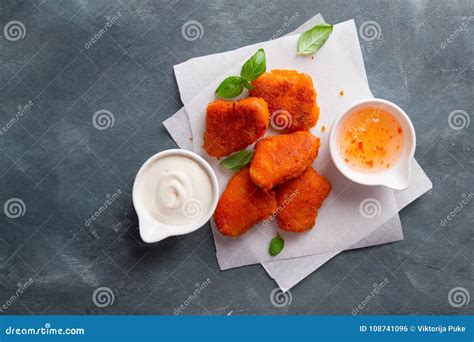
[203,97,270,158]
[276,167,331,233]
[250,131,320,191]
[214,167,277,237]
[249,70,319,132]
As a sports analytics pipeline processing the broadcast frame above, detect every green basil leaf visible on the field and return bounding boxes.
[215,76,245,98]
[242,78,254,90]
[219,149,254,170]
[269,234,284,256]
[297,24,333,55]
[215,49,264,98]
[240,48,266,81]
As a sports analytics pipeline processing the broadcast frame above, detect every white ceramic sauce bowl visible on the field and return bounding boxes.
[329,98,416,190]
[133,149,219,243]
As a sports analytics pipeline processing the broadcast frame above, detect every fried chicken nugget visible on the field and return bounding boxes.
[214,167,277,237]
[250,131,320,191]
[276,167,332,233]
[203,97,270,158]
[249,70,319,132]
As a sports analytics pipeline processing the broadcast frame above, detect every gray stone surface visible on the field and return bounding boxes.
[0,0,472,315]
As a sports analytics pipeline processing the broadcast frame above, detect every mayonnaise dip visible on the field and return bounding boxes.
[137,154,214,225]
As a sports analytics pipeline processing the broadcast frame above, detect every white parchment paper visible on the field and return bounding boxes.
[182,20,401,264]
[163,15,432,290]
[163,108,431,290]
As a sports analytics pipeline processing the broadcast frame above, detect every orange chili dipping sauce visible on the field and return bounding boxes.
[338,106,404,172]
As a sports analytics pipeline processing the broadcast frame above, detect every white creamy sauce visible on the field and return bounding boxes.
[139,155,213,225]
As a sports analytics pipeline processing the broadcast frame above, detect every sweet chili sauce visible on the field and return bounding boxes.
[338,106,404,172]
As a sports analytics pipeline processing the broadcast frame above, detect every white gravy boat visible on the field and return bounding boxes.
[329,98,416,190]
[132,149,219,243]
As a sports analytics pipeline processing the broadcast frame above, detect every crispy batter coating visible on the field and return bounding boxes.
[249,131,320,191]
[249,70,319,132]
[203,97,270,158]
[214,167,277,237]
[276,167,332,233]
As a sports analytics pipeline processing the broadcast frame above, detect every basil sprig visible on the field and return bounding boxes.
[219,149,254,170]
[297,24,333,55]
[269,234,284,256]
[240,48,266,81]
[215,76,246,99]
[215,49,266,98]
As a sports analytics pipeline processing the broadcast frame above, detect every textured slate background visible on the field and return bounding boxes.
[0,0,472,315]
